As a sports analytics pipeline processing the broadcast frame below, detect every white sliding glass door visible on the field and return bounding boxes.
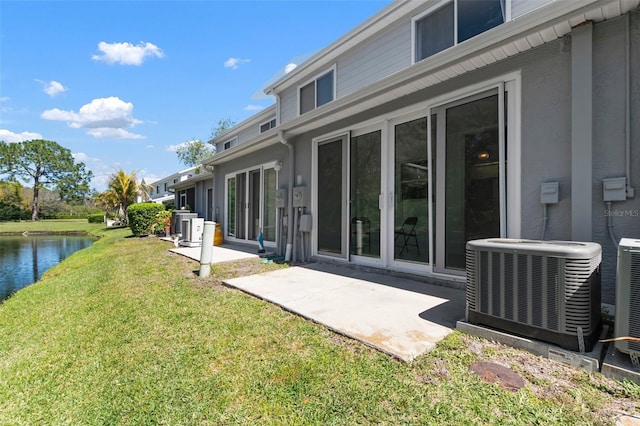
[225,164,278,245]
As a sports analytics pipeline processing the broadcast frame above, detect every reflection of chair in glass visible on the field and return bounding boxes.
[395,217,420,255]
[351,217,371,254]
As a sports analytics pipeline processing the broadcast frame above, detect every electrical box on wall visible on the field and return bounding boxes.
[603,177,627,202]
[299,214,312,232]
[275,188,288,208]
[540,182,559,204]
[292,186,308,208]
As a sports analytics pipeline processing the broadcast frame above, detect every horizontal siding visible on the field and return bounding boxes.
[280,85,299,125]
[278,20,412,126]
[235,121,260,145]
[512,0,555,19]
[217,112,276,151]
[338,21,411,98]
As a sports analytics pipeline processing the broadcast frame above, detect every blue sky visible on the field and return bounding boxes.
[0,0,390,191]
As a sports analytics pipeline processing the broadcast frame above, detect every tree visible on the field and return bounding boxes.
[0,139,93,221]
[210,117,236,139]
[99,169,152,223]
[175,139,215,167]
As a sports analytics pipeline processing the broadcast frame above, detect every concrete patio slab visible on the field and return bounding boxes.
[170,245,258,264]
[224,263,466,362]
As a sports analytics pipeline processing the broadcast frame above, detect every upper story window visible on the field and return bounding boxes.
[259,118,277,133]
[164,182,167,191]
[299,67,335,115]
[413,0,505,62]
[156,185,160,194]
[223,137,238,151]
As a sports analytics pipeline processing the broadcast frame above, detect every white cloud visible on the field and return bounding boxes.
[166,139,196,152]
[284,63,298,74]
[41,97,145,139]
[92,41,164,66]
[224,57,250,70]
[0,97,10,102]
[86,128,145,139]
[244,104,264,111]
[145,144,154,149]
[36,79,68,97]
[0,129,43,143]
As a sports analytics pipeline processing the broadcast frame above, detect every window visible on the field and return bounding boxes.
[299,68,335,115]
[414,0,505,62]
[259,118,277,133]
[223,137,238,151]
[156,185,160,194]
[163,182,167,192]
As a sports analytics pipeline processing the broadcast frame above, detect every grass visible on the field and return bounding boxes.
[0,220,638,424]
[0,219,106,235]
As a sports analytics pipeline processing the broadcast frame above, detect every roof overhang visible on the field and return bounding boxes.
[203,131,281,166]
[169,170,213,190]
[215,0,638,164]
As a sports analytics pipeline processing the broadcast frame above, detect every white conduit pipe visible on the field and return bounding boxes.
[606,202,619,248]
[278,130,295,261]
[625,13,634,195]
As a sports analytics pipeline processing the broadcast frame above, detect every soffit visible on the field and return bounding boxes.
[280,0,638,137]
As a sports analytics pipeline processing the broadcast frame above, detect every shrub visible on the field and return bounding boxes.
[87,213,104,224]
[127,203,165,236]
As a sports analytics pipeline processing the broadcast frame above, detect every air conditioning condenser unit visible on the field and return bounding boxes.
[466,238,602,352]
[614,238,640,362]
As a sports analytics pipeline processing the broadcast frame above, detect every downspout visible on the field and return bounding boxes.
[625,13,635,198]
[278,129,295,261]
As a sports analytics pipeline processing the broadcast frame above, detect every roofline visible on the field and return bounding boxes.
[209,104,277,144]
[169,169,214,190]
[265,0,413,95]
[213,0,638,163]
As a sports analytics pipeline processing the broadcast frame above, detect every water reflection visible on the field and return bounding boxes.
[0,235,94,302]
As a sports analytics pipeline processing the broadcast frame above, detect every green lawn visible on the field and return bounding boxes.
[0,222,638,425]
[0,218,106,235]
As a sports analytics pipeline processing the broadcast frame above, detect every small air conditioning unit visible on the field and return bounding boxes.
[466,238,602,352]
[614,238,640,361]
[181,218,204,243]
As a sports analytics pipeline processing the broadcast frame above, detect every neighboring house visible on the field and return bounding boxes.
[203,0,640,305]
[169,165,214,221]
[144,175,176,206]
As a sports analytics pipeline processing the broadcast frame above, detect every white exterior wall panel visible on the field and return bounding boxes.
[511,0,556,19]
[338,21,411,98]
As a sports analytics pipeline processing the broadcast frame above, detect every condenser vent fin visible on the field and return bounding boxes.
[491,252,502,317]
[503,252,515,321]
[466,249,477,311]
[480,251,490,314]
[516,254,529,324]
[629,253,640,352]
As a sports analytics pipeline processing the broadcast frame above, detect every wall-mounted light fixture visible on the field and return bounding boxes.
[274,161,283,172]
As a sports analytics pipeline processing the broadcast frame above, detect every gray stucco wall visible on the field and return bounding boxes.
[592,12,640,304]
[281,13,639,305]
[215,10,639,305]
[212,143,290,228]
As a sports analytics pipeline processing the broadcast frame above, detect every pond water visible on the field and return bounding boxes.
[0,235,95,303]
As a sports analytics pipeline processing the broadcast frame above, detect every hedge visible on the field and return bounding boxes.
[87,213,104,224]
[127,203,166,236]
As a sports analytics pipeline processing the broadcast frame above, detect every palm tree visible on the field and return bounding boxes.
[100,169,152,223]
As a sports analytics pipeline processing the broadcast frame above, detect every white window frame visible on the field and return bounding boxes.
[411,0,509,64]
[224,161,279,247]
[297,65,337,116]
[259,118,277,133]
[309,72,521,279]
[223,137,238,151]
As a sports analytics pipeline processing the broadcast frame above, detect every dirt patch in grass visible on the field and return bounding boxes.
[464,334,639,421]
